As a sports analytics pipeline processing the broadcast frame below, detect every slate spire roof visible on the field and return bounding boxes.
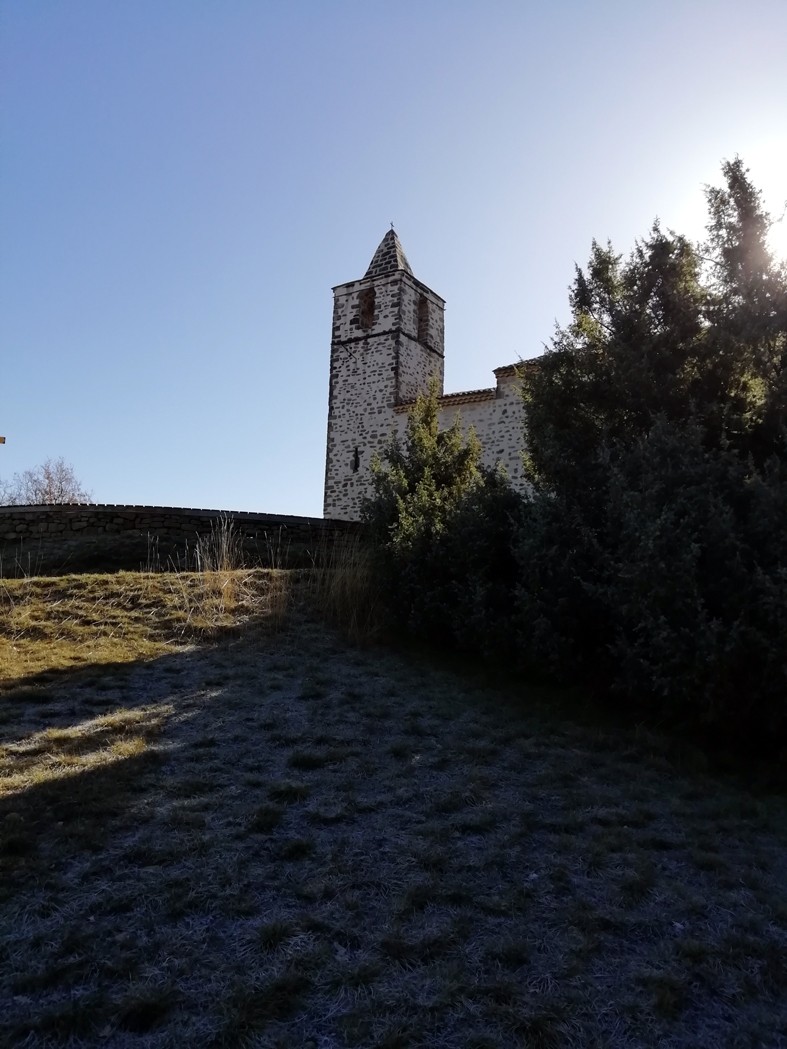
[364,229,413,278]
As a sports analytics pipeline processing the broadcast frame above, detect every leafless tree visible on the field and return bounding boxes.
[0,457,92,505]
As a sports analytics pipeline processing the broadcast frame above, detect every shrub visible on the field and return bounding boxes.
[516,158,787,748]
[363,382,523,653]
[597,424,787,740]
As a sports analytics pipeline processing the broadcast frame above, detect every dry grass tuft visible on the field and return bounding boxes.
[304,533,385,643]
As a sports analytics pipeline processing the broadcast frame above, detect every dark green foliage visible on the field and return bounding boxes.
[362,380,523,654]
[523,160,786,494]
[363,158,787,752]
[597,425,787,736]
[440,467,523,658]
[518,158,787,746]
[363,378,483,565]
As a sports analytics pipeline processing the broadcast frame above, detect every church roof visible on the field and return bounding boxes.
[364,229,413,278]
[394,388,496,413]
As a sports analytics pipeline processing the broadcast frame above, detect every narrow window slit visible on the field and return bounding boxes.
[417,295,430,345]
[359,288,375,330]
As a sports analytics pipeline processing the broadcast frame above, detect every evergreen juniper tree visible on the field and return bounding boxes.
[518,158,787,746]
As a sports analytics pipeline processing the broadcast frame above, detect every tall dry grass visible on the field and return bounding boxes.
[142,515,292,635]
[304,533,385,644]
[193,513,245,616]
[2,515,382,647]
[186,518,383,642]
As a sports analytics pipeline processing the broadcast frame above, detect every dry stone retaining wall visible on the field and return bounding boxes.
[0,504,359,577]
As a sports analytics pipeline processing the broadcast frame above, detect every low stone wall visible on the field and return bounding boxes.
[0,504,361,577]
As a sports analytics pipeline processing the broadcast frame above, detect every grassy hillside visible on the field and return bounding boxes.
[1,572,785,1047]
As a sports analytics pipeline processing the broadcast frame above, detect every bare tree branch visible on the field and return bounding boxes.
[0,458,92,505]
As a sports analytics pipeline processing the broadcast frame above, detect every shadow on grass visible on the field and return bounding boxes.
[393,632,787,795]
[0,746,165,894]
[0,600,339,1045]
[0,607,284,892]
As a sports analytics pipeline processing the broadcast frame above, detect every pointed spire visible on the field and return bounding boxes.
[364,229,413,279]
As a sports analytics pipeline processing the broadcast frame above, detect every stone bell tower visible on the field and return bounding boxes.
[323,230,445,520]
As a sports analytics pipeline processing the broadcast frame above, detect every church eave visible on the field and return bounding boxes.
[331,272,445,303]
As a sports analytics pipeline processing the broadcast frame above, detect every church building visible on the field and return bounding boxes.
[323,230,527,521]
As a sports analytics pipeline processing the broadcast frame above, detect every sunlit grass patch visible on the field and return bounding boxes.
[0,704,169,795]
[0,573,189,683]
[0,569,296,692]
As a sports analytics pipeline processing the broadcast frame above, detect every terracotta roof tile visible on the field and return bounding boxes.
[494,359,539,377]
[394,388,496,412]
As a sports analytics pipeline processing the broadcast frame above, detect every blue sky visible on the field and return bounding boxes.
[2,1,786,515]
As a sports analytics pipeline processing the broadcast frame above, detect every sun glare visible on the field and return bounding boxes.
[748,139,787,262]
[673,142,787,263]
[767,210,787,262]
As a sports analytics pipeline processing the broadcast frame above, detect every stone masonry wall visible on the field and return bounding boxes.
[323,271,445,520]
[0,504,360,577]
[396,279,445,402]
[324,279,401,519]
[327,367,528,522]
[392,368,528,490]
[439,371,527,488]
